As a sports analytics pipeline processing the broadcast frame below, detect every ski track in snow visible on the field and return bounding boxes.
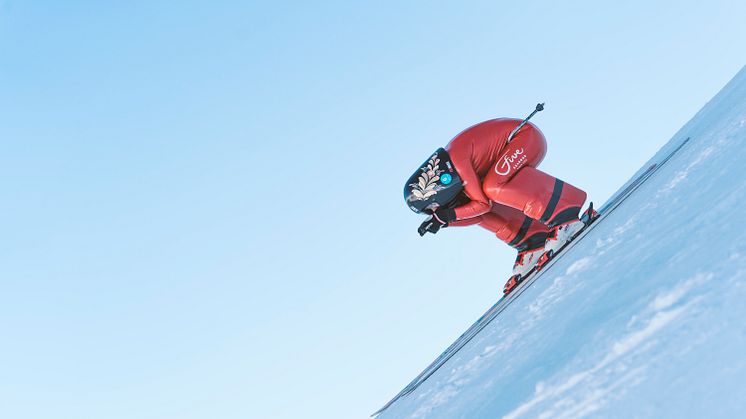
[658,146,715,195]
[378,66,746,419]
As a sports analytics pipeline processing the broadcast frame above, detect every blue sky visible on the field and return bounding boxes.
[1,1,744,418]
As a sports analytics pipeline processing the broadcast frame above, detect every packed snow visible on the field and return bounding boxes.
[378,65,746,418]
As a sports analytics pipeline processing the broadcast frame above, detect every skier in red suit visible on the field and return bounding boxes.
[404,116,591,294]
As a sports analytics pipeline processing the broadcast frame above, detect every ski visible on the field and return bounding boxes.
[373,137,691,417]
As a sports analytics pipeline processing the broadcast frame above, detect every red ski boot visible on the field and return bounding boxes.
[537,203,598,270]
[503,247,543,295]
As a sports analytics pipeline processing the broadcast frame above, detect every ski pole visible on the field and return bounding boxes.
[506,102,545,144]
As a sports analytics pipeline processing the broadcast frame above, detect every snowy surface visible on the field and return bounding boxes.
[378,66,746,419]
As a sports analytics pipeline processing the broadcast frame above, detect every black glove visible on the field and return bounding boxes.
[418,208,456,236]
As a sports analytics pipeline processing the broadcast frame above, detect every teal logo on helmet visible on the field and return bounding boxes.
[441,173,452,185]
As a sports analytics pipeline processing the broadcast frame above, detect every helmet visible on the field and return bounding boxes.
[404,148,464,214]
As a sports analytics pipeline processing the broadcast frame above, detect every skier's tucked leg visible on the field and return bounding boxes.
[485,166,587,226]
[449,214,545,282]
[476,207,549,252]
[465,206,550,278]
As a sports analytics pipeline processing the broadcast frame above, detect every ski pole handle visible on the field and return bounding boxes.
[506,102,545,144]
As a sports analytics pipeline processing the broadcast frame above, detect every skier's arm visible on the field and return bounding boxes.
[451,159,492,220]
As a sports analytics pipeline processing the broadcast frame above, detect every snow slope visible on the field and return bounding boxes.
[378,65,746,419]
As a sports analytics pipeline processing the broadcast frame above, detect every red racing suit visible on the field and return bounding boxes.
[445,118,587,252]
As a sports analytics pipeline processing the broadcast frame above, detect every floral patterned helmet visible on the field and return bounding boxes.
[404,148,464,214]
